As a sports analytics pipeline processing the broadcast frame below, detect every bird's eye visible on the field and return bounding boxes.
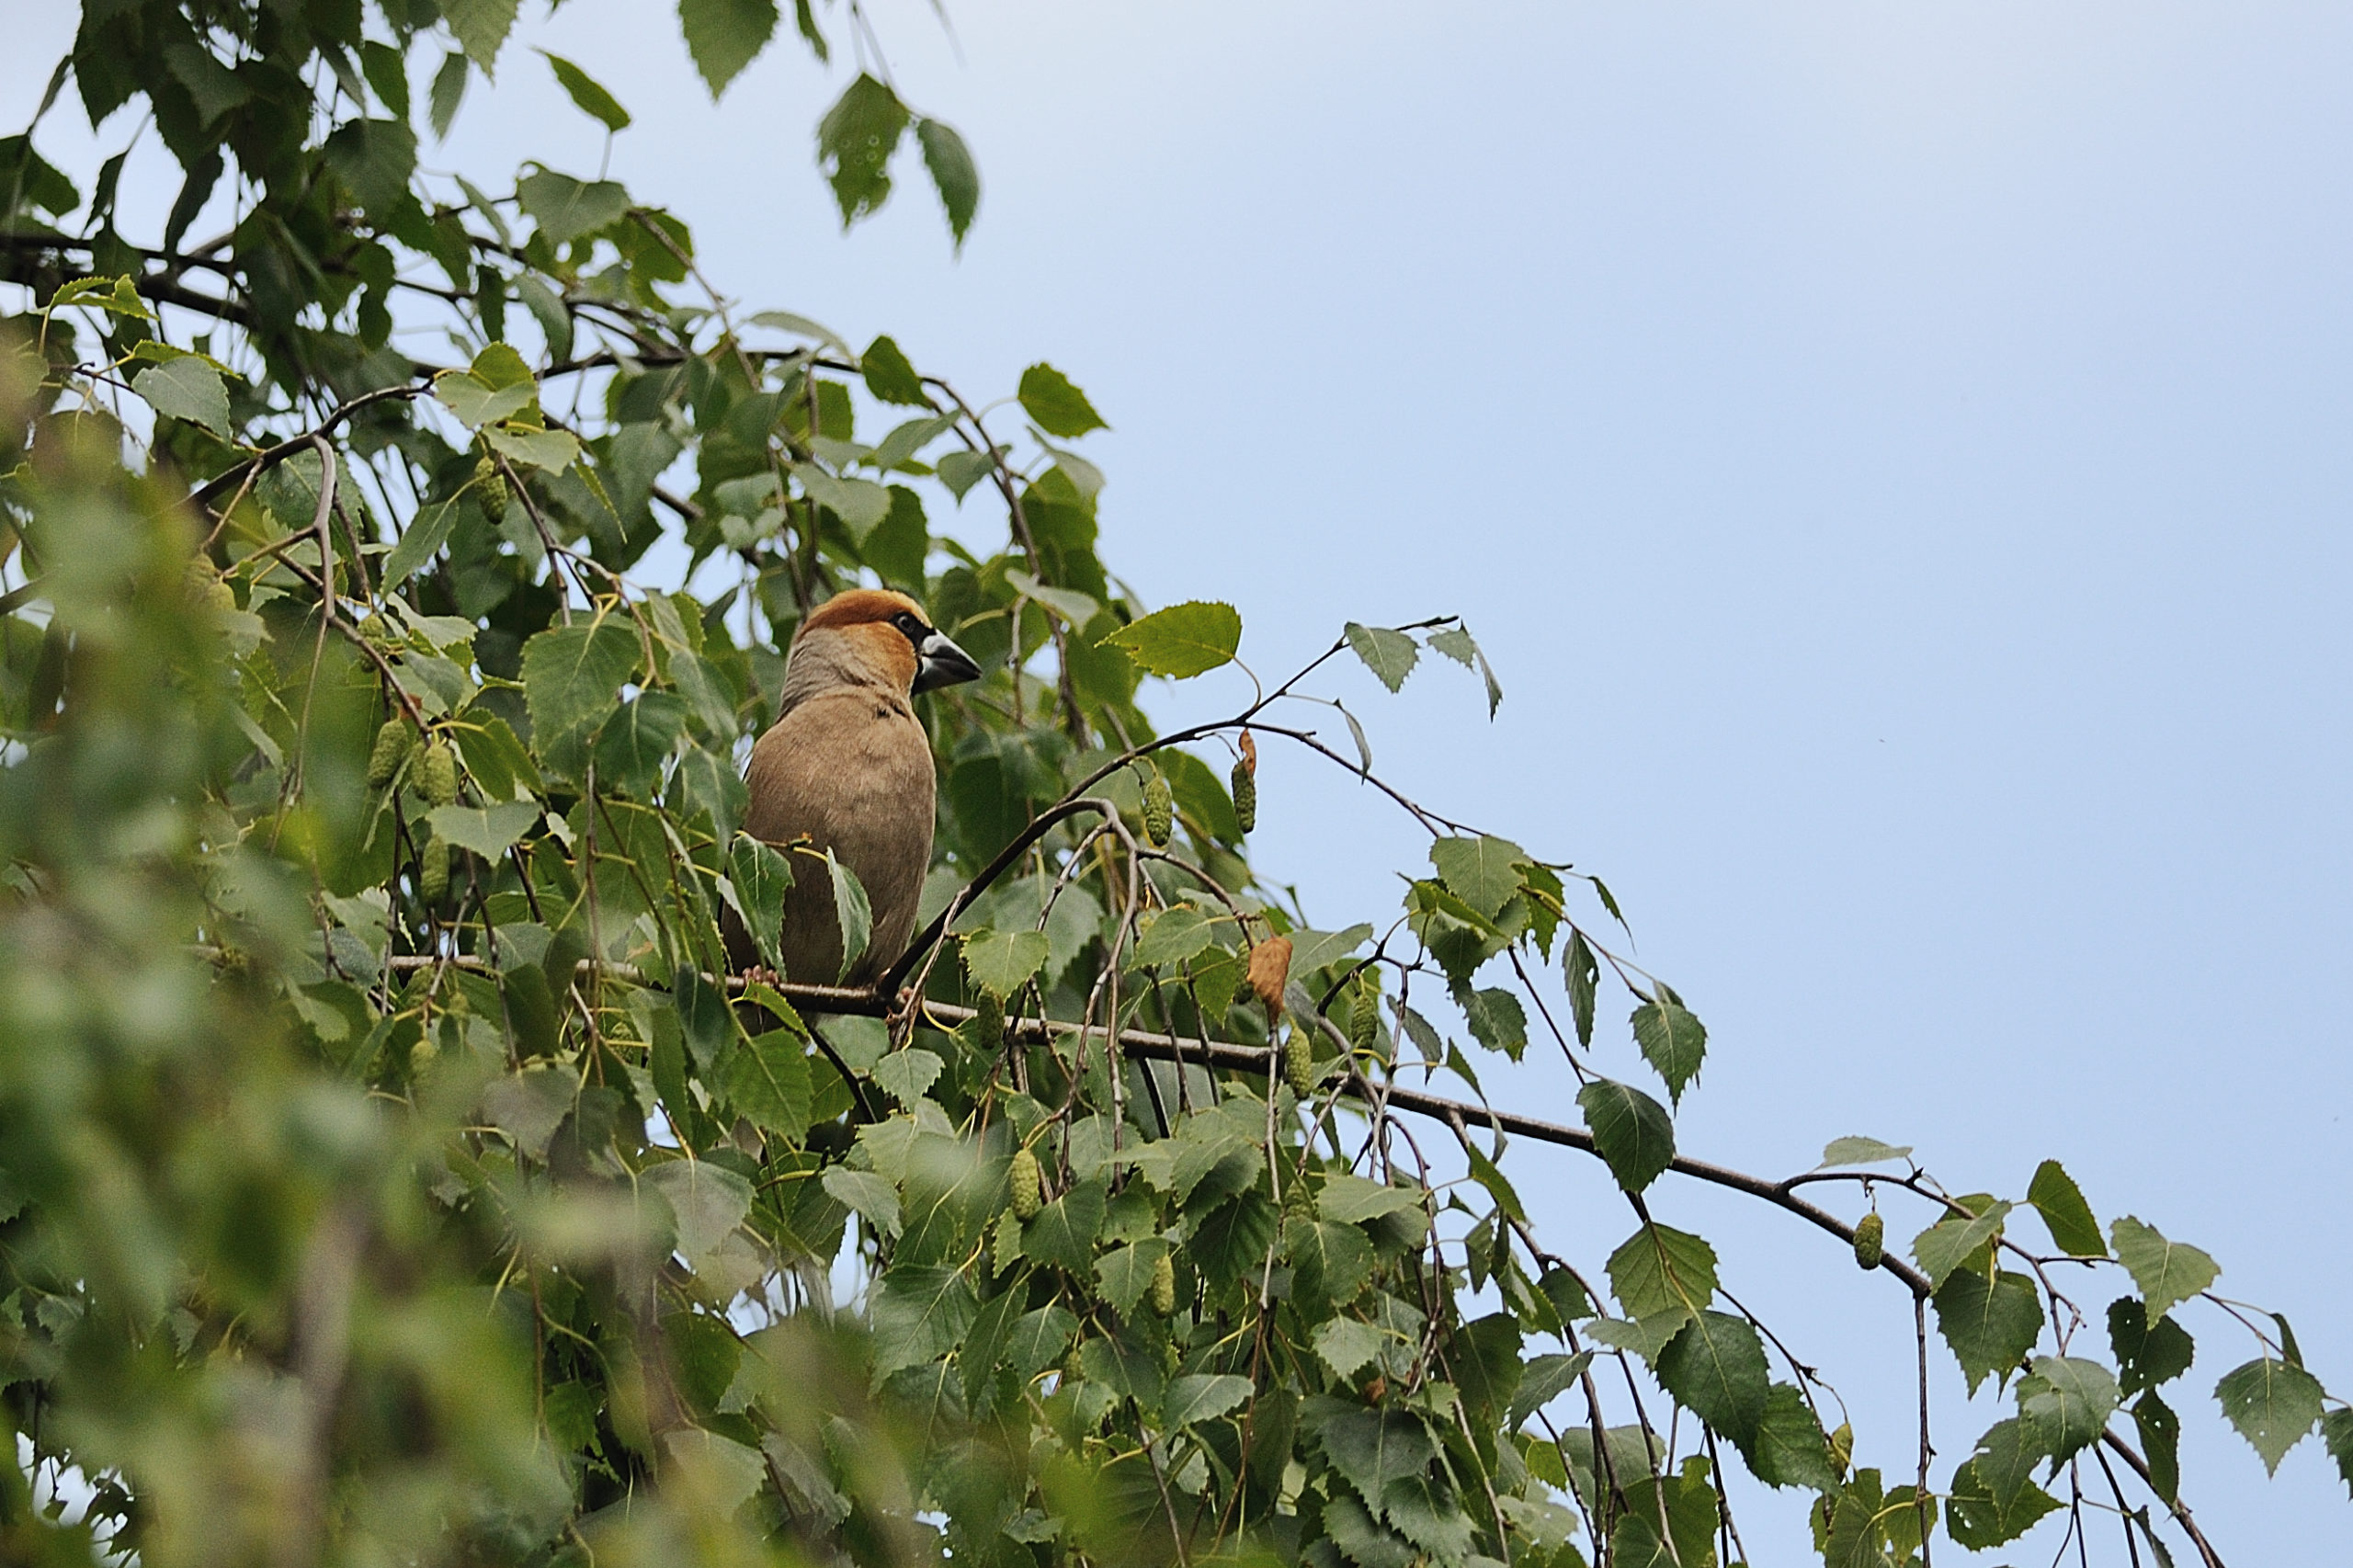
[894,611,925,636]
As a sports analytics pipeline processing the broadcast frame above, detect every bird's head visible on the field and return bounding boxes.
[794,588,982,697]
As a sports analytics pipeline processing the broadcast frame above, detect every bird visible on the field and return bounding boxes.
[722,587,981,990]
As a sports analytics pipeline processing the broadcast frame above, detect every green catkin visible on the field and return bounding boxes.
[1348,973,1381,1056]
[1008,1146,1042,1221]
[419,838,449,903]
[1852,1212,1884,1271]
[475,454,508,518]
[973,989,1006,1054]
[418,740,459,807]
[1231,758,1256,835]
[1282,1025,1314,1098]
[1141,771,1173,846]
[1149,1252,1176,1316]
[366,718,412,788]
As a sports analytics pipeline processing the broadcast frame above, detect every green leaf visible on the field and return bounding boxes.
[1163,1373,1251,1430]
[381,499,463,586]
[482,423,580,473]
[728,835,793,974]
[1023,1181,1104,1274]
[1630,997,1707,1107]
[1131,905,1217,970]
[672,964,742,1074]
[1313,1317,1386,1380]
[860,334,926,406]
[1506,1351,1591,1431]
[725,1028,809,1141]
[934,448,996,500]
[1463,988,1527,1062]
[2018,1356,2119,1462]
[1818,1135,1913,1167]
[823,850,871,982]
[2213,1357,2324,1475]
[1564,930,1598,1046]
[2025,1159,2105,1256]
[428,51,469,138]
[1017,363,1108,437]
[517,167,630,246]
[2108,1297,2196,1397]
[2136,1389,2182,1505]
[1911,1199,2012,1289]
[1656,1310,1768,1448]
[644,1159,752,1261]
[1932,1268,2044,1395]
[593,691,688,797]
[1427,835,1529,919]
[2318,1407,2353,1500]
[1344,622,1419,693]
[793,462,892,540]
[961,927,1049,998]
[1459,1131,1526,1221]
[320,118,417,218]
[1945,1419,2061,1549]
[1098,601,1242,679]
[424,801,540,858]
[1605,1222,1718,1321]
[1079,1332,1163,1406]
[131,358,231,436]
[1283,1216,1372,1312]
[539,51,631,131]
[2110,1217,2219,1319]
[1316,1406,1436,1515]
[1577,1079,1675,1194]
[1321,1492,1414,1568]
[916,118,980,245]
[870,1264,976,1377]
[1744,1383,1839,1491]
[870,1048,942,1108]
[1092,1237,1171,1316]
[1004,1304,1076,1384]
[440,0,521,74]
[521,619,640,767]
[822,1165,899,1235]
[1319,1173,1422,1225]
[817,74,911,227]
[678,0,779,97]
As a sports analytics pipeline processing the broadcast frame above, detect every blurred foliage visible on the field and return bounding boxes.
[0,5,2344,1566]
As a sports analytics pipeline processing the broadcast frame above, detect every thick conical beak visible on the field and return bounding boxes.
[912,629,982,692]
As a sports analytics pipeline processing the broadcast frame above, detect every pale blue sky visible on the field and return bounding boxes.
[10,2,2349,1557]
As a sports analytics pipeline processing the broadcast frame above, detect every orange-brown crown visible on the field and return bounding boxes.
[801,588,929,635]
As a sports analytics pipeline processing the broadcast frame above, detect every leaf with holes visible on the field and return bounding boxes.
[2214,1357,2324,1475]
[817,74,910,226]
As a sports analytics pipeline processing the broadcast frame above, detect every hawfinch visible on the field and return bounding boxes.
[722,588,980,986]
